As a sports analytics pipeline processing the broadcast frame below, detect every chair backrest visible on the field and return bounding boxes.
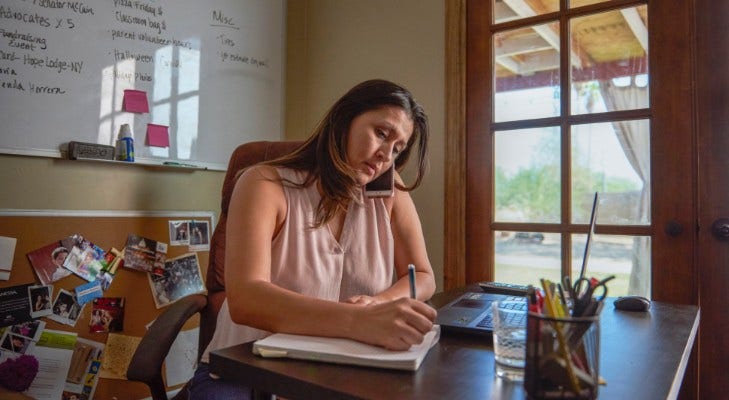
[198,140,303,358]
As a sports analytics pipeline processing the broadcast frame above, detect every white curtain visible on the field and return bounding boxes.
[599,79,651,296]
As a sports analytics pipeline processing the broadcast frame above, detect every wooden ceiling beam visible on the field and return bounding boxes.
[620,7,648,51]
[495,33,552,57]
[502,0,583,68]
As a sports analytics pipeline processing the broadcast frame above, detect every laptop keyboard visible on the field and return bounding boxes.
[475,296,527,329]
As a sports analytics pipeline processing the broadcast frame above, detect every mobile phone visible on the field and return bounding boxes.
[364,165,394,197]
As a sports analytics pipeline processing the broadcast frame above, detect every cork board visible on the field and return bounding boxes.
[0,209,214,399]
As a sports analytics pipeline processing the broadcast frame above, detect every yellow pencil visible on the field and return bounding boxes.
[540,279,581,394]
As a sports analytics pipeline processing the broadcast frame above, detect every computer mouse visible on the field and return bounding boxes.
[614,296,651,312]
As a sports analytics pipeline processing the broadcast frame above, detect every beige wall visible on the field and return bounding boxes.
[285,0,446,289]
[0,155,223,214]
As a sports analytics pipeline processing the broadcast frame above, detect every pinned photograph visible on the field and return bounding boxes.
[89,297,125,333]
[188,220,210,251]
[169,220,190,246]
[123,234,168,273]
[62,390,89,400]
[26,239,73,285]
[50,289,84,327]
[96,247,123,291]
[0,332,31,354]
[0,320,45,355]
[9,320,44,341]
[63,235,107,283]
[28,284,53,318]
[148,253,206,308]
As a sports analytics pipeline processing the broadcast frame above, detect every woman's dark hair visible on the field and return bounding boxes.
[267,79,429,227]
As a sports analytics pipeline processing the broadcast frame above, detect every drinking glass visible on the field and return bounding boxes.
[491,300,528,381]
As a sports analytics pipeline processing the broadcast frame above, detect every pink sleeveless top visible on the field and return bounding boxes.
[202,167,394,362]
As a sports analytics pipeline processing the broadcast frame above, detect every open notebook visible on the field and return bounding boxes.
[252,325,440,371]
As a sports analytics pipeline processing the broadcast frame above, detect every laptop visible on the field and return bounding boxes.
[435,192,600,336]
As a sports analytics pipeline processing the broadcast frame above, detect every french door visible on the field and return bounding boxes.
[446,0,728,397]
[462,0,669,298]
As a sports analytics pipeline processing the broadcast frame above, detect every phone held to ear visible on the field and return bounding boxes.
[364,165,394,198]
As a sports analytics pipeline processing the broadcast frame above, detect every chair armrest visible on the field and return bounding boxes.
[127,294,207,400]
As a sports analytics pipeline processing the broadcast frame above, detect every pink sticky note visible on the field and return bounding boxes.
[123,89,149,113]
[146,124,170,147]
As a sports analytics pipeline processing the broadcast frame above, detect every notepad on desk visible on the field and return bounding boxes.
[252,325,440,371]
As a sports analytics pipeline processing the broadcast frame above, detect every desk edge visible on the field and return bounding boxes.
[666,307,700,400]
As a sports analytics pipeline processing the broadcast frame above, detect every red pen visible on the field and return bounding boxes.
[534,288,544,314]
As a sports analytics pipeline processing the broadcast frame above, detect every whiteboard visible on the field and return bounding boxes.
[0,0,284,170]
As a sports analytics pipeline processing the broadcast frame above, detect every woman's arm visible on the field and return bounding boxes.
[224,166,436,350]
[352,176,436,304]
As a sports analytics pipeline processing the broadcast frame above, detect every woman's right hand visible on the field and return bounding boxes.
[349,297,437,351]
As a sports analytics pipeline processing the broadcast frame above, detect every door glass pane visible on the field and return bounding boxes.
[571,120,650,225]
[571,234,651,298]
[570,5,649,115]
[495,231,561,286]
[494,0,559,24]
[495,127,561,223]
[494,22,560,122]
[569,0,610,8]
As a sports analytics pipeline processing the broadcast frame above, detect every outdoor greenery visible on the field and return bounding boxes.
[495,161,640,221]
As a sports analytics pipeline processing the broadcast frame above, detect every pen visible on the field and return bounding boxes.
[408,264,417,299]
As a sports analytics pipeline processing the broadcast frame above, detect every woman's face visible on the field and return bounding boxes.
[345,106,413,186]
[53,250,68,267]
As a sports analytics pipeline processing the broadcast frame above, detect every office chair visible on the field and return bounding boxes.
[127,140,303,400]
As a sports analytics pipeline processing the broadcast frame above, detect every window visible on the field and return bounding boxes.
[463,0,651,296]
[98,43,201,161]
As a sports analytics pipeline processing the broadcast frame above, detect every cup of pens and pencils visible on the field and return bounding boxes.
[524,275,614,400]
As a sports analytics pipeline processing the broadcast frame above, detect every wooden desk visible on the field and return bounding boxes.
[210,286,699,400]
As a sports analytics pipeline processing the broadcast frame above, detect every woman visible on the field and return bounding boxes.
[50,246,71,282]
[191,79,437,399]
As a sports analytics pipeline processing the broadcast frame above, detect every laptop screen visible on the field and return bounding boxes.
[436,192,600,336]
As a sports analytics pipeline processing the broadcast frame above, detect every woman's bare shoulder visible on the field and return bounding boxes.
[234,164,283,191]
[230,165,287,223]
[229,165,287,235]
[240,164,281,181]
[229,165,286,205]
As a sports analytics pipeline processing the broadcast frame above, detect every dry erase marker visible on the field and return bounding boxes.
[163,161,198,168]
[408,264,417,299]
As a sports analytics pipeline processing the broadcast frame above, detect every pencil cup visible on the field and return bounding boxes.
[524,312,600,400]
